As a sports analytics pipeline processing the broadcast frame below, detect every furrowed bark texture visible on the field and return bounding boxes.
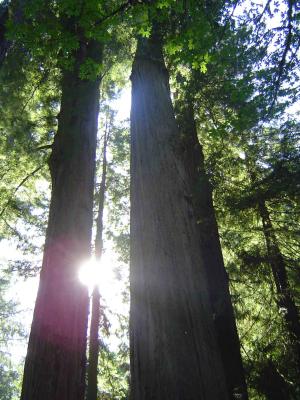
[175,100,248,400]
[21,42,102,400]
[259,200,300,369]
[87,123,108,400]
[130,35,228,400]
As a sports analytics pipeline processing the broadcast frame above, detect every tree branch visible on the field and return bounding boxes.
[32,144,53,152]
[269,0,294,111]
[0,165,44,218]
[21,70,49,114]
[94,1,131,27]
[255,0,272,24]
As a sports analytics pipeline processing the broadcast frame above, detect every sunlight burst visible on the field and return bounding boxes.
[78,253,117,294]
[78,257,101,289]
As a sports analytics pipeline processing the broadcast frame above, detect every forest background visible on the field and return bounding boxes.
[0,0,299,399]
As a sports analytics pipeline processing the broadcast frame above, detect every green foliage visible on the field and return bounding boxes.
[0,48,54,250]
[79,57,104,80]
[0,273,25,399]
[0,0,299,398]
[98,341,129,400]
[199,111,300,398]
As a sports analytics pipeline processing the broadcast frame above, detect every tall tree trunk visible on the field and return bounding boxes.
[86,117,109,400]
[21,40,102,400]
[175,99,248,400]
[130,34,228,400]
[258,200,300,368]
[256,360,290,400]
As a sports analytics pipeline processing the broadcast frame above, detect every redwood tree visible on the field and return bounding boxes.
[87,115,109,400]
[130,32,228,400]
[259,201,300,368]
[20,33,103,400]
[175,96,248,400]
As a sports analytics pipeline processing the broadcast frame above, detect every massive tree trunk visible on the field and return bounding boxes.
[130,34,228,400]
[86,119,109,400]
[258,200,300,369]
[21,40,102,400]
[175,99,248,400]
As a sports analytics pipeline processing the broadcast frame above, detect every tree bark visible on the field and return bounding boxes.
[259,200,300,369]
[21,40,102,400]
[256,360,290,400]
[130,34,228,400]
[175,99,248,400]
[86,116,109,400]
